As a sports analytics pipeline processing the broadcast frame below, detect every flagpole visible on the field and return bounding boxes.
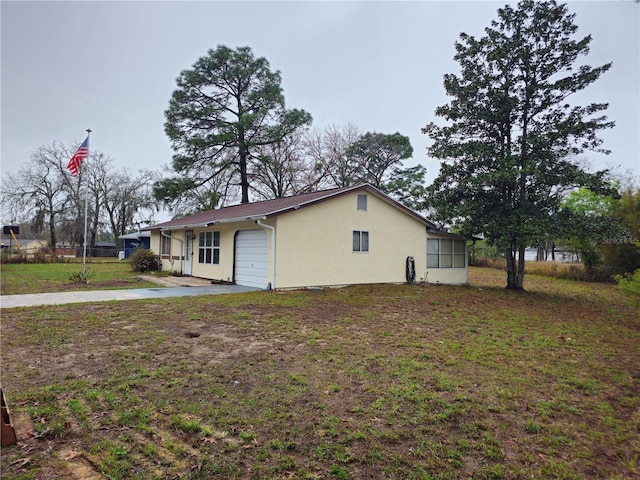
[82,128,92,278]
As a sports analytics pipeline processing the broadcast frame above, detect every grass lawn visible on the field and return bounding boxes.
[0,261,160,295]
[1,267,638,479]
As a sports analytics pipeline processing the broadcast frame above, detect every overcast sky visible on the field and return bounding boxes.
[2,0,639,196]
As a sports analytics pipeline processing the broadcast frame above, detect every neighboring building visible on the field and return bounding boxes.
[94,241,117,257]
[0,238,47,253]
[118,231,151,259]
[142,184,468,289]
[76,241,118,258]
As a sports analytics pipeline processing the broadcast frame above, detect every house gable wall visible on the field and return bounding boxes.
[275,191,426,288]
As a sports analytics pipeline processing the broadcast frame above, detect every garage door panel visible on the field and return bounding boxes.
[235,230,267,288]
[237,248,264,255]
[236,259,267,266]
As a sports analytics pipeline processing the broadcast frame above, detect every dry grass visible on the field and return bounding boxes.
[525,261,591,282]
[474,258,592,282]
[1,267,638,479]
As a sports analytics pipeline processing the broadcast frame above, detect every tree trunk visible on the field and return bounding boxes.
[505,245,525,291]
[119,204,128,237]
[237,100,250,204]
[517,246,526,287]
[48,212,57,255]
[239,151,249,204]
[90,197,100,250]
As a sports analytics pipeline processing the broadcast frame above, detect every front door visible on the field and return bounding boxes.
[184,231,193,276]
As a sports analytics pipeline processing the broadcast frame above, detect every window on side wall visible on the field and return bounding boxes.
[357,194,367,211]
[161,234,171,256]
[427,238,466,268]
[353,230,369,252]
[198,231,220,264]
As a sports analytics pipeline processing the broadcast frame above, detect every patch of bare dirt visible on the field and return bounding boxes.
[56,279,143,291]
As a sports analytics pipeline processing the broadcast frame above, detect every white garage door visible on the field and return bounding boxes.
[235,229,268,288]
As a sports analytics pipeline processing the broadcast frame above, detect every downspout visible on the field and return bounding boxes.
[256,219,275,290]
[161,230,184,275]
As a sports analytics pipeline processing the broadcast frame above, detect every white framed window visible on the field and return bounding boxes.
[198,231,220,264]
[357,194,368,211]
[161,234,171,256]
[427,238,466,268]
[353,230,369,252]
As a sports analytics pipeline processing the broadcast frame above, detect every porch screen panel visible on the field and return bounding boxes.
[427,238,439,268]
[453,240,466,268]
[441,240,453,268]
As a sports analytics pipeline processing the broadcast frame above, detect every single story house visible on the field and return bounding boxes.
[142,184,468,289]
[0,238,47,253]
[118,231,151,259]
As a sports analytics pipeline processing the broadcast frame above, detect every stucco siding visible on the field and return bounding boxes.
[152,224,274,284]
[189,228,226,281]
[424,266,468,285]
[190,225,274,284]
[151,230,186,273]
[424,232,469,285]
[275,191,426,288]
[146,189,468,288]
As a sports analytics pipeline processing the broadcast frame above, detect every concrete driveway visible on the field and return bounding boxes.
[0,276,259,309]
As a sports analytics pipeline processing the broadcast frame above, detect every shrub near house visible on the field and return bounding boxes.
[129,249,160,273]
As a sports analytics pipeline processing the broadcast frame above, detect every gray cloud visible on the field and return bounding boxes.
[2,1,638,185]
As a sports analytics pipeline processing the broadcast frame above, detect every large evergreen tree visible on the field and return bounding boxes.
[161,45,312,206]
[422,0,614,290]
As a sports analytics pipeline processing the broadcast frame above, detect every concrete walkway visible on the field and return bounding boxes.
[0,276,259,309]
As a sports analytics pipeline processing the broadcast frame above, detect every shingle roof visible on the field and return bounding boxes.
[0,238,46,247]
[118,231,151,240]
[143,184,435,231]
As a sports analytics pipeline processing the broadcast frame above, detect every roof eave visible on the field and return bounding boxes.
[148,215,268,232]
[427,228,467,239]
[202,215,267,227]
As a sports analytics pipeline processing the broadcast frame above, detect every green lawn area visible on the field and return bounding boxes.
[0,261,159,295]
[1,267,638,479]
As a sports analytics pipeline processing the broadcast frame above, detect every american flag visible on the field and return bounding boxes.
[67,136,89,176]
